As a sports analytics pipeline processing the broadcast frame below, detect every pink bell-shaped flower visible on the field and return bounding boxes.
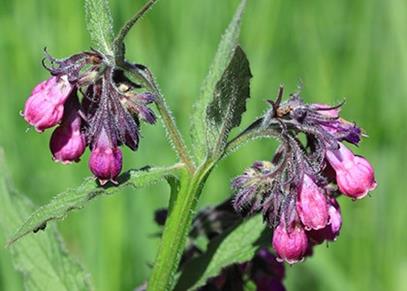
[23,76,73,132]
[272,221,309,264]
[296,174,329,230]
[49,94,86,164]
[326,143,376,199]
[307,198,342,243]
[89,128,123,185]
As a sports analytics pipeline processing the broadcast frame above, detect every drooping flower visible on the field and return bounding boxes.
[24,75,73,132]
[296,174,329,230]
[49,93,86,163]
[89,128,123,185]
[23,50,156,182]
[326,142,376,199]
[272,220,309,264]
[231,85,376,265]
[307,198,342,243]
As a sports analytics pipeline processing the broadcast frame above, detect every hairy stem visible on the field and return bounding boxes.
[113,0,159,61]
[148,162,213,291]
[223,120,282,159]
[154,95,196,173]
[123,65,196,173]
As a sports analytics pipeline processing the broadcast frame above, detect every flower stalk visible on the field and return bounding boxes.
[148,161,213,290]
[113,0,159,63]
[123,65,196,173]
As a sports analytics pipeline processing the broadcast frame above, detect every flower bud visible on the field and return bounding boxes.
[296,174,329,230]
[49,95,86,164]
[307,198,342,243]
[89,129,123,184]
[23,76,73,132]
[326,143,376,199]
[272,221,308,264]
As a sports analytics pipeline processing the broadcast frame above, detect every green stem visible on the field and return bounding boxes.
[148,124,281,291]
[154,95,196,173]
[148,162,213,291]
[122,65,195,173]
[223,123,281,159]
[113,0,159,60]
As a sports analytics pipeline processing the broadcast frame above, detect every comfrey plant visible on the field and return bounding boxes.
[5,0,376,290]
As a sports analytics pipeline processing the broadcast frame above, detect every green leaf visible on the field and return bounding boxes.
[8,163,184,245]
[84,0,114,55]
[174,215,268,291]
[206,45,252,159]
[0,149,93,291]
[190,0,248,162]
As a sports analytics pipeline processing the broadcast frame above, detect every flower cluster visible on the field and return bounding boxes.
[23,50,156,184]
[232,87,376,264]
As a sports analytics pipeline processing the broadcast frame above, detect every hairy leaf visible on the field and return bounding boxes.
[174,215,267,291]
[84,0,114,55]
[0,149,93,291]
[206,45,252,159]
[8,163,183,245]
[190,0,247,162]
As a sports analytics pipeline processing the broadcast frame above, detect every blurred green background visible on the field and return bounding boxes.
[1,0,406,290]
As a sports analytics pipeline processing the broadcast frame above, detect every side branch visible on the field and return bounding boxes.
[122,63,196,172]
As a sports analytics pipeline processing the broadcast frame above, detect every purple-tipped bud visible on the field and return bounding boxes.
[272,221,308,264]
[326,143,376,199]
[89,129,123,185]
[296,175,329,230]
[307,198,342,243]
[50,95,86,164]
[23,76,73,132]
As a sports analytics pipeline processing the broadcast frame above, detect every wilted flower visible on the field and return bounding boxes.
[310,103,362,145]
[326,142,376,199]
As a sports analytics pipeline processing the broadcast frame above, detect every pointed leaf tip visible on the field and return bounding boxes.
[190,0,249,162]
